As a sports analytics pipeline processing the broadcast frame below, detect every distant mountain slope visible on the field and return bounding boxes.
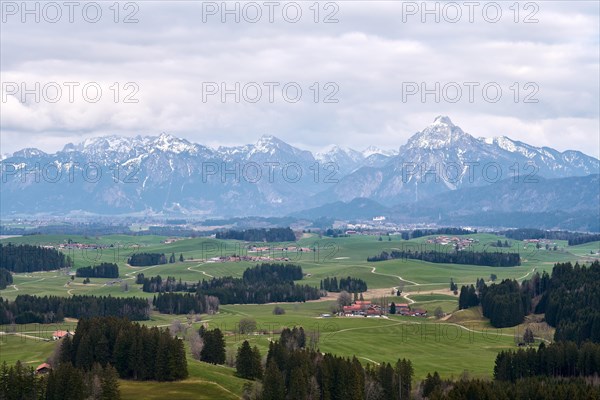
[404,174,599,214]
[395,174,600,231]
[321,116,599,205]
[1,117,597,219]
[291,198,389,220]
[291,175,599,230]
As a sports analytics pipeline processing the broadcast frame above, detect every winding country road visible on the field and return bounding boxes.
[187,263,214,278]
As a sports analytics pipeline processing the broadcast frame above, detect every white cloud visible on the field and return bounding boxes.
[0,1,598,158]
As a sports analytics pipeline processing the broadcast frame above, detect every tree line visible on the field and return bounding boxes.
[149,264,319,312]
[494,341,600,382]
[400,227,476,240]
[242,263,303,283]
[0,361,120,400]
[195,276,320,304]
[504,228,600,246]
[152,292,220,315]
[127,252,167,266]
[198,326,227,365]
[421,339,600,399]
[536,261,600,343]
[320,276,368,293]
[216,227,296,242]
[58,317,187,382]
[0,268,13,290]
[419,375,599,400]
[367,249,520,267]
[75,262,119,278]
[480,279,529,328]
[136,274,192,293]
[458,285,479,310]
[257,327,414,400]
[491,239,511,248]
[0,243,72,272]
[460,261,599,334]
[0,295,150,324]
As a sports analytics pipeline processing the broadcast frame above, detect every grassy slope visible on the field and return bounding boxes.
[0,234,597,392]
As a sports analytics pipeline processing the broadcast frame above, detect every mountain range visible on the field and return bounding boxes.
[1,116,598,229]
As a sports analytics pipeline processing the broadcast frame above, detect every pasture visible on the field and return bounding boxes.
[0,233,596,395]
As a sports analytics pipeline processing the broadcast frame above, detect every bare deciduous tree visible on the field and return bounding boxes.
[188,330,204,360]
[337,291,352,310]
[238,318,257,335]
[169,319,186,337]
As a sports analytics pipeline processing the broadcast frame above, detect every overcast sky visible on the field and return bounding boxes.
[1,1,599,157]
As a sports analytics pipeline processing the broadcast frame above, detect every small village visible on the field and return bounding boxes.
[340,300,428,318]
[425,235,477,250]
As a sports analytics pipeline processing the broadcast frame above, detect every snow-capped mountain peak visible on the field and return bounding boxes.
[404,116,474,150]
[362,146,398,158]
[432,115,455,126]
[2,116,598,218]
[151,133,196,153]
[12,148,48,158]
[316,145,363,162]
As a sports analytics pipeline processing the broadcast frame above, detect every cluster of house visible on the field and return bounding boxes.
[394,303,428,317]
[523,239,554,245]
[340,301,428,318]
[426,236,476,249]
[162,238,184,244]
[57,242,109,250]
[247,246,313,253]
[341,301,384,317]
[34,330,75,375]
[207,255,291,263]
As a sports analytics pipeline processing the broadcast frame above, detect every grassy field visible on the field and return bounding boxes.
[0,233,597,396]
[1,233,593,295]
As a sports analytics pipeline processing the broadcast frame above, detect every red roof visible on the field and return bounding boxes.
[52,330,70,338]
[36,363,51,372]
[343,305,362,312]
[355,301,371,305]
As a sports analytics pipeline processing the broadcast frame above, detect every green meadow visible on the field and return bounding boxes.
[0,233,597,397]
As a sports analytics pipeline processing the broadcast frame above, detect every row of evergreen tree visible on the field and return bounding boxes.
[198,326,227,365]
[0,295,150,324]
[0,243,72,272]
[458,285,479,310]
[0,268,13,290]
[242,263,303,283]
[400,227,476,240]
[320,276,368,293]
[503,228,600,246]
[480,279,528,328]
[136,274,192,293]
[536,261,600,343]
[259,328,414,400]
[0,361,120,400]
[152,292,220,315]
[196,276,320,304]
[75,262,119,278]
[494,341,600,382]
[150,264,319,312]
[367,249,520,267]
[194,264,319,304]
[59,317,188,381]
[138,263,306,295]
[419,375,600,400]
[216,227,296,242]
[460,261,600,333]
[127,252,167,266]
